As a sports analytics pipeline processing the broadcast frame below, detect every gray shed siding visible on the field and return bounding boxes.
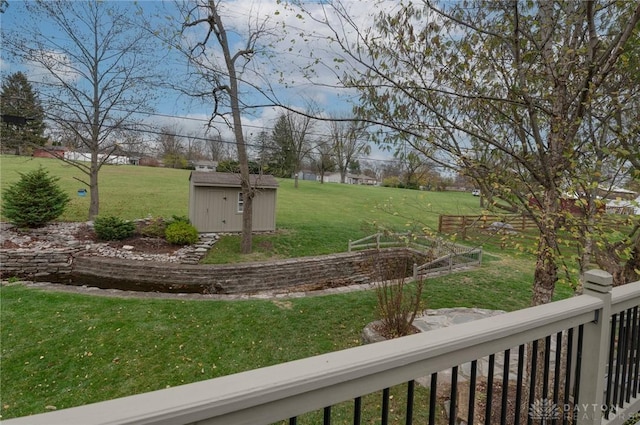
[189,172,278,233]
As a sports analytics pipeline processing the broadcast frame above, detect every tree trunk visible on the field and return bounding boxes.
[88,165,100,220]
[240,183,254,254]
[531,180,562,310]
[208,3,254,254]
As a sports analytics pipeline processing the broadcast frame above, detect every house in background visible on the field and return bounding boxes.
[606,195,640,215]
[188,171,279,233]
[319,172,379,185]
[319,172,342,183]
[597,185,637,201]
[32,145,67,159]
[347,173,378,185]
[192,160,218,172]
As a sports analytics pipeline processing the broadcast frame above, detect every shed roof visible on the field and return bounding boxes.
[189,171,279,188]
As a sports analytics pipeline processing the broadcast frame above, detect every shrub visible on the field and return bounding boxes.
[93,216,135,241]
[167,215,191,225]
[1,166,70,228]
[165,221,199,245]
[374,257,425,338]
[139,217,167,238]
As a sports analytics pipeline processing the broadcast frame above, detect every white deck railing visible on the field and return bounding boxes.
[4,270,639,425]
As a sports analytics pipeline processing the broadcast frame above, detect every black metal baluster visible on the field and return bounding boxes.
[406,380,415,425]
[429,373,438,425]
[289,417,297,425]
[449,367,458,425]
[485,354,495,425]
[552,332,562,425]
[613,311,625,408]
[543,335,551,402]
[573,326,584,423]
[323,406,331,425]
[562,328,574,425]
[527,340,539,425]
[381,388,390,425]
[353,397,362,425]
[622,308,633,405]
[630,307,639,398]
[468,360,478,425]
[605,314,617,419]
[515,345,525,425]
[500,349,510,425]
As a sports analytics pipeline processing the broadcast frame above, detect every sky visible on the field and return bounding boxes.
[1,0,398,164]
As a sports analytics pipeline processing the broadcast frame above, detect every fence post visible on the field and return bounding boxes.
[576,269,613,425]
[348,240,352,252]
[376,233,380,249]
[413,263,417,280]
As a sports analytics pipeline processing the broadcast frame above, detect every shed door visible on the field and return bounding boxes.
[196,188,229,232]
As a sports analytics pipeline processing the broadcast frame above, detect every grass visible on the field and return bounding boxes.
[0,155,191,221]
[0,258,574,420]
[1,155,488,262]
[0,154,577,420]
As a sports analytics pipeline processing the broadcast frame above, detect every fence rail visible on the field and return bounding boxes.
[439,214,636,238]
[6,271,638,425]
[438,214,538,235]
[348,232,483,277]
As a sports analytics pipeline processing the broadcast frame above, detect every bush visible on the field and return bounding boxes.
[139,217,167,238]
[374,257,425,338]
[167,215,191,225]
[93,216,135,241]
[1,166,70,228]
[165,221,199,245]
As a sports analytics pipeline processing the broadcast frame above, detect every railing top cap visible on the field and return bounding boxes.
[584,269,613,288]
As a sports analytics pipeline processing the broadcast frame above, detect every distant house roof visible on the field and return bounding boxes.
[193,160,218,167]
[189,171,279,189]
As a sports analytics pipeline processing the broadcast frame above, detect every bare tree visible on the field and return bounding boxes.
[179,1,275,254]
[279,110,317,188]
[3,1,160,219]
[312,140,336,184]
[157,126,187,169]
[205,135,229,162]
[328,116,370,183]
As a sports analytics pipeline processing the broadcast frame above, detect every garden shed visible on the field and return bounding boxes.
[189,171,279,233]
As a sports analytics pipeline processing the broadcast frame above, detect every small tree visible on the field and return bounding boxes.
[2,167,70,228]
[0,71,48,155]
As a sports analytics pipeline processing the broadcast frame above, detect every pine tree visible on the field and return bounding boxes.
[2,166,70,228]
[0,72,47,155]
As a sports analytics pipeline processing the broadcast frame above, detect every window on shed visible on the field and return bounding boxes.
[237,191,244,213]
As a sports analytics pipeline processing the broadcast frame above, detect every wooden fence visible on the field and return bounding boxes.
[439,213,636,240]
[438,214,538,236]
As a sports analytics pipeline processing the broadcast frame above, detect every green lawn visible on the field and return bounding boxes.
[0,154,576,420]
[1,155,487,261]
[0,260,575,420]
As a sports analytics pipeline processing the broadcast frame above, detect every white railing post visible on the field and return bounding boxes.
[576,269,613,425]
[348,239,352,252]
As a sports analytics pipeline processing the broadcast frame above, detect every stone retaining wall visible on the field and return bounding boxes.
[1,247,428,294]
[0,247,82,278]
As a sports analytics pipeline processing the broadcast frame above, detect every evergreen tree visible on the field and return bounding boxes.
[0,72,47,155]
[268,114,297,178]
[2,166,70,228]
